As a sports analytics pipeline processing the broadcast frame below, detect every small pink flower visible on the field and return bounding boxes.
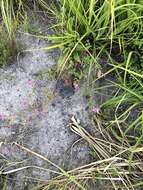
[73,81,79,91]
[91,106,100,114]
[0,114,6,120]
[35,110,47,117]
[20,100,29,108]
[16,88,20,92]
[27,79,35,86]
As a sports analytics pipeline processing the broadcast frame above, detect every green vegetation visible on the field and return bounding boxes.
[1,0,143,190]
[38,0,143,189]
[0,31,14,66]
[46,0,143,75]
[0,0,28,66]
[0,0,27,39]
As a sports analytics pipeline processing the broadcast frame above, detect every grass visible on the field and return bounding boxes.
[0,0,28,39]
[37,0,143,189]
[0,0,143,189]
[44,0,143,75]
[0,0,24,66]
[0,30,14,66]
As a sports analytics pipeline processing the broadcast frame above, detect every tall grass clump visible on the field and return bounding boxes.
[0,0,28,66]
[42,0,143,76]
[0,0,27,40]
